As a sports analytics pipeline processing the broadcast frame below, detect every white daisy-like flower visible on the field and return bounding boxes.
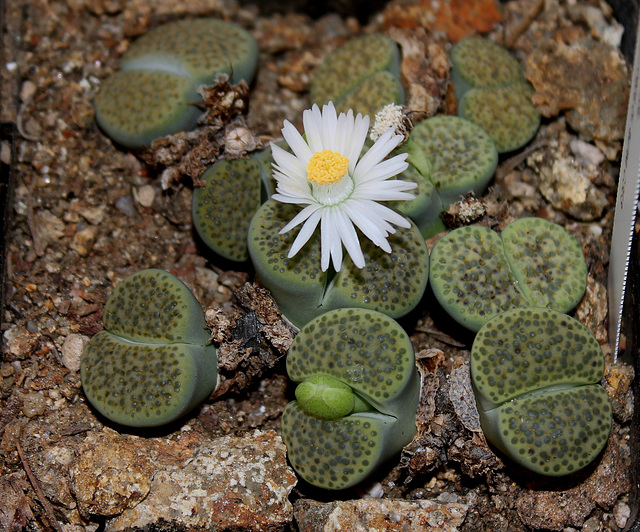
[270,101,416,272]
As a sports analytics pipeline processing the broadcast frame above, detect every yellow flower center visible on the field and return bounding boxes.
[307,150,349,185]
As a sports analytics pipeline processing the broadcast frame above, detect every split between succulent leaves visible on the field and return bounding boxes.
[81,269,218,427]
[248,198,430,328]
[281,308,420,490]
[451,37,540,153]
[471,307,612,476]
[310,33,405,119]
[429,217,588,332]
[94,18,259,149]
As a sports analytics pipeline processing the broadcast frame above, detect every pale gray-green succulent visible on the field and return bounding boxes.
[429,217,587,332]
[247,198,430,328]
[94,18,259,149]
[471,307,612,476]
[282,308,420,490]
[392,115,498,238]
[81,269,217,427]
[310,33,404,119]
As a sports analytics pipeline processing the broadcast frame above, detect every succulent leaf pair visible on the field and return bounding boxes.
[310,33,405,119]
[471,307,612,476]
[94,18,259,149]
[81,269,218,427]
[281,308,420,490]
[429,217,587,332]
[451,38,540,153]
[393,115,498,238]
[248,199,430,328]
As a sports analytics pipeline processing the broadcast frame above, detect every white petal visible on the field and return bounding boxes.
[320,211,338,271]
[280,122,313,164]
[351,180,416,201]
[364,201,412,228]
[343,201,393,247]
[321,102,339,150]
[354,154,409,184]
[280,203,322,233]
[333,207,365,269]
[272,146,307,183]
[287,208,323,258]
[303,104,325,153]
[344,113,370,174]
[353,129,404,179]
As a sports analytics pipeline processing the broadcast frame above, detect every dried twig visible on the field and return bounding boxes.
[16,439,64,532]
[25,176,45,257]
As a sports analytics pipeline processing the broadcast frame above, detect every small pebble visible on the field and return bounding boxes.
[614,501,631,529]
[115,195,136,216]
[134,185,156,208]
[21,392,47,418]
[61,333,89,372]
[570,139,605,167]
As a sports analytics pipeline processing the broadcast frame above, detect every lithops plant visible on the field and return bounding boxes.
[471,307,612,476]
[81,269,218,427]
[94,17,259,149]
[281,308,420,490]
[450,37,540,153]
[192,147,274,262]
[310,33,404,118]
[392,115,498,238]
[429,217,587,332]
[247,198,430,327]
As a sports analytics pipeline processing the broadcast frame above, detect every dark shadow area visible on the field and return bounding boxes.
[237,0,389,24]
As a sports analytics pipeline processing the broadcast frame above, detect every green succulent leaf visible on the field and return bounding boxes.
[429,218,587,332]
[282,308,420,489]
[295,375,359,420]
[471,307,611,476]
[121,18,259,85]
[192,157,264,262]
[247,199,430,328]
[81,269,217,427]
[93,70,202,150]
[310,33,402,118]
[458,85,540,153]
[450,37,525,99]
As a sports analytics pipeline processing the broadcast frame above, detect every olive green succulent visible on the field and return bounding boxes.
[450,37,525,99]
[247,199,430,328]
[450,37,540,153]
[94,17,259,149]
[429,217,587,332]
[310,33,404,118]
[81,269,217,427]
[392,115,498,238]
[192,148,274,262]
[471,307,612,476]
[282,308,420,490]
